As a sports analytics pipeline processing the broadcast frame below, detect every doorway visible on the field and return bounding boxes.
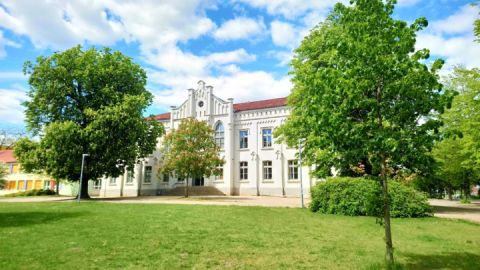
[192,177,204,186]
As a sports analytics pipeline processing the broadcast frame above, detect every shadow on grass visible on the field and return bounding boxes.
[0,211,86,228]
[401,252,480,270]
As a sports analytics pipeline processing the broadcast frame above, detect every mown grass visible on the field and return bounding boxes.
[0,202,479,269]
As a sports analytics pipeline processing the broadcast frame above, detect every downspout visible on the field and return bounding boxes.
[280,144,286,197]
[256,121,260,196]
[120,170,125,197]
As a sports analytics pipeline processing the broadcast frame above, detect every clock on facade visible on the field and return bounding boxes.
[198,101,204,107]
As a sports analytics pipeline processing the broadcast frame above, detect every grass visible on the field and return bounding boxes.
[0,202,479,269]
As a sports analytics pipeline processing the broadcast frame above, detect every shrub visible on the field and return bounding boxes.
[4,189,57,197]
[310,177,432,218]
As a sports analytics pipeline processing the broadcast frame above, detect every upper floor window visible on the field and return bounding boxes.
[215,122,224,149]
[288,160,299,180]
[144,166,152,183]
[239,130,248,149]
[262,128,272,148]
[163,173,169,183]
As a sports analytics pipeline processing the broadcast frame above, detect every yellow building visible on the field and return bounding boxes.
[0,150,56,191]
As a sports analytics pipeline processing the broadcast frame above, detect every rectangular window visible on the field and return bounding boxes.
[215,165,224,181]
[93,179,102,190]
[163,173,169,183]
[239,130,248,149]
[240,161,248,180]
[43,180,51,190]
[126,171,134,184]
[288,160,299,180]
[263,161,272,180]
[177,176,184,182]
[144,166,152,183]
[262,128,272,148]
[109,177,117,185]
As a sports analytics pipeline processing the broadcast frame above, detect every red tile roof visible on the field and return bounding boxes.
[152,112,171,121]
[233,97,287,112]
[0,150,16,163]
[151,97,288,121]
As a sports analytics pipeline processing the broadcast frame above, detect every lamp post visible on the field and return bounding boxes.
[298,138,306,208]
[77,154,89,202]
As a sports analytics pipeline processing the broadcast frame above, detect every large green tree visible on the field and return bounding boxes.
[15,46,164,199]
[0,164,6,189]
[433,67,480,199]
[160,118,223,197]
[275,0,453,264]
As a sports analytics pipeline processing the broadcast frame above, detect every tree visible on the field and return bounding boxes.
[0,164,6,189]
[275,0,453,264]
[433,67,480,199]
[0,130,25,150]
[14,45,164,199]
[160,118,223,197]
[474,1,479,40]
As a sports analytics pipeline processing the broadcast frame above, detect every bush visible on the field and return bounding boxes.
[4,189,56,197]
[310,177,432,218]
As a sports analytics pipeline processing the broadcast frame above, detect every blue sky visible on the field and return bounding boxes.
[0,0,479,132]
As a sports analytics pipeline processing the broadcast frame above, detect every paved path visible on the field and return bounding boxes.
[429,199,480,224]
[98,195,308,208]
[0,196,75,203]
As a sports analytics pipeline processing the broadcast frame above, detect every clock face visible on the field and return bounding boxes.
[198,101,204,108]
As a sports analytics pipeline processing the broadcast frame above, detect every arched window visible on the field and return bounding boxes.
[215,122,224,148]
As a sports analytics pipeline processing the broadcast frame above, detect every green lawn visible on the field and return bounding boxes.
[0,202,479,269]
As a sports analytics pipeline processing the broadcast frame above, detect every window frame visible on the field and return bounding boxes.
[262,160,273,180]
[262,128,273,148]
[239,161,248,180]
[144,166,152,184]
[126,171,134,184]
[239,129,248,149]
[288,160,299,180]
[214,122,225,149]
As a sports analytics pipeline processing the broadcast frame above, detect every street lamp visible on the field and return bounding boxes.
[298,138,306,208]
[77,153,90,202]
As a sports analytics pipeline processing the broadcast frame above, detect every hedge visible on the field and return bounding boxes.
[4,189,57,197]
[310,177,432,218]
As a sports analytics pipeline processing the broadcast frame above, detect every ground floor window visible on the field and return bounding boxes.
[263,161,272,180]
[144,166,152,183]
[215,165,223,181]
[163,173,169,183]
[93,179,102,190]
[109,177,117,185]
[240,161,248,180]
[288,160,299,180]
[126,171,134,184]
[43,180,51,190]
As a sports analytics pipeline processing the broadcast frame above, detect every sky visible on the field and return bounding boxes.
[0,0,479,132]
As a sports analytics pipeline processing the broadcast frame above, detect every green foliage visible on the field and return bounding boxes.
[160,118,223,196]
[0,164,6,189]
[275,0,453,178]
[433,67,480,198]
[4,189,56,197]
[310,177,433,218]
[15,46,164,197]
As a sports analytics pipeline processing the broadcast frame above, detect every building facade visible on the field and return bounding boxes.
[0,149,56,192]
[98,81,316,197]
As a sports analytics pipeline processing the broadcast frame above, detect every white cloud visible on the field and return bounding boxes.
[270,20,299,48]
[396,0,421,7]
[207,49,256,64]
[213,17,266,41]
[416,4,480,69]
[431,5,478,35]
[0,71,25,80]
[0,87,27,124]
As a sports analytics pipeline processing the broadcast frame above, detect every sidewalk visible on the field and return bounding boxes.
[429,199,480,224]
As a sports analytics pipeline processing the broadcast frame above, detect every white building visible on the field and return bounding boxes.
[98,81,316,197]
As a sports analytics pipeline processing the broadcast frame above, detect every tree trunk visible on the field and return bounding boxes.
[185,175,189,198]
[381,153,394,264]
[78,178,90,199]
[55,180,60,195]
